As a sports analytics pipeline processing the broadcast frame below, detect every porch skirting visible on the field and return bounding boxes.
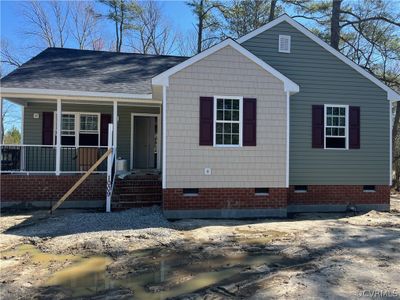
[0,174,106,209]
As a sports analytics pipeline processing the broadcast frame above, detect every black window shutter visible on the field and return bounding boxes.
[349,106,360,149]
[312,105,324,148]
[100,114,112,146]
[42,112,54,145]
[199,97,213,146]
[243,98,257,146]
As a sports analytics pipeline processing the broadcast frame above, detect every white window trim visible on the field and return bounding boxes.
[324,104,349,150]
[279,35,291,53]
[53,111,101,147]
[213,96,243,148]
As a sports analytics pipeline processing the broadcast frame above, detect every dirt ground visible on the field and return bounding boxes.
[1,197,399,300]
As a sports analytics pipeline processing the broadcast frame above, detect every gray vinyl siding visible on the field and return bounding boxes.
[242,21,390,185]
[23,102,160,170]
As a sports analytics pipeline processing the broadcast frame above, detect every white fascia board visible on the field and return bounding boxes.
[238,14,400,101]
[152,38,300,94]
[0,87,153,100]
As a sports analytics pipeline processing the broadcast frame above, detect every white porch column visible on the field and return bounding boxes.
[0,98,3,144]
[162,85,167,189]
[55,99,62,175]
[113,100,118,155]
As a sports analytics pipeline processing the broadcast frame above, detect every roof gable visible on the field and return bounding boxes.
[237,14,400,101]
[152,39,299,93]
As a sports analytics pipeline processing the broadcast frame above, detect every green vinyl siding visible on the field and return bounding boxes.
[242,21,390,185]
[23,102,160,170]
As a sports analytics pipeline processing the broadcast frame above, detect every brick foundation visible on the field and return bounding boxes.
[1,174,106,203]
[0,176,390,214]
[163,185,390,217]
[163,188,288,210]
[288,185,390,206]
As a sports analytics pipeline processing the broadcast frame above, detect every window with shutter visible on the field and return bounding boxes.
[324,105,348,149]
[213,96,242,147]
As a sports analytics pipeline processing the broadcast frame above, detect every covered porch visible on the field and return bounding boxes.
[0,91,162,176]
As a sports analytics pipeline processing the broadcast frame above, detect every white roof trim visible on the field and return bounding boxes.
[237,14,400,101]
[0,87,153,100]
[152,39,299,93]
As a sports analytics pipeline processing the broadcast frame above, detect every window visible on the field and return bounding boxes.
[80,114,99,132]
[279,35,291,53]
[79,114,99,146]
[61,114,76,145]
[325,105,348,149]
[294,185,308,193]
[214,96,242,146]
[55,112,100,146]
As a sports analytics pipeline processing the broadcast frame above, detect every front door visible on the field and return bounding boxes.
[133,116,157,169]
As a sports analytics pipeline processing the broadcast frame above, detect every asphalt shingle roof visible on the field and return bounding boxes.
[0,48,188,95]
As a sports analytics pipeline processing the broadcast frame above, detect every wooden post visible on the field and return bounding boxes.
[106,123,113,213]
[55,99,62,175]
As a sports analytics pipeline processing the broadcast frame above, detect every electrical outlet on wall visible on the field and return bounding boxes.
[204,168,212,175]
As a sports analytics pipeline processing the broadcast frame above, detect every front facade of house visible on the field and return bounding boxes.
[1,15,399,217]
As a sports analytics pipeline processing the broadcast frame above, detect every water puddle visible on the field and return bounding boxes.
[1,244,79,266]
[1,243,286,299]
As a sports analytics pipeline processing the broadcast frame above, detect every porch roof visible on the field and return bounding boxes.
[0,48,187,96]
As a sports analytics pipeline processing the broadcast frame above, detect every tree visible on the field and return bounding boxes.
[0,39,22,76]
[269,0,278,21]
[186,0,223,53]
[222,0,281,38]
[1,101,22,144]
[99,0,141,52]
[22,0,70,48]
[130,0,178,55]
[3,127,21,145]
[288,0,400,50]
[70,2,101,50]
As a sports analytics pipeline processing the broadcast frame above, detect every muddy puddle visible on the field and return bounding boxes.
[1,234,289,299]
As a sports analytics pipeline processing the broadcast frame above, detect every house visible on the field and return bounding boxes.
[1,15,399,217]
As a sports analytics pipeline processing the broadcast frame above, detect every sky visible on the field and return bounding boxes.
[0,0,194,58]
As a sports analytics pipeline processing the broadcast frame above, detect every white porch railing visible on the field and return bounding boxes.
[0,144,109,174]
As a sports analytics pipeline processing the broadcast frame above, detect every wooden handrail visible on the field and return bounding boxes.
[50,148,112,213]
